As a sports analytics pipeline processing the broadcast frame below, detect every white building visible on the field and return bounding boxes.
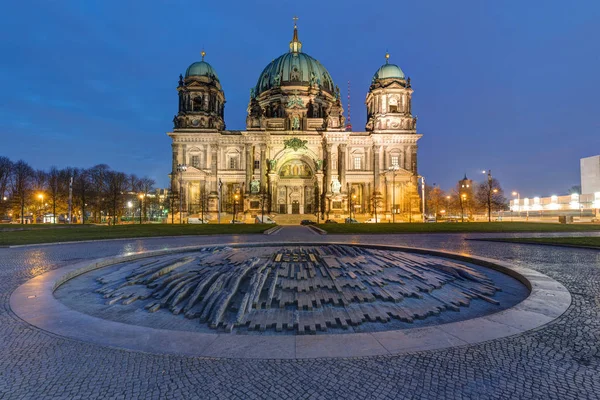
[581,155,600,195]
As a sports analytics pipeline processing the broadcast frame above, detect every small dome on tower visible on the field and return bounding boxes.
[185,50,220,81]
[373,52,405,80]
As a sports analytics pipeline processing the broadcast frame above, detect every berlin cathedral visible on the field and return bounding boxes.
[168,20,422,221]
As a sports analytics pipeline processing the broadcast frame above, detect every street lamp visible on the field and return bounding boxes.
[38,193,44,223]
[127,201,133,223]
[418,175,426,223]
[512,191,520,220]
[388,165,399,223]
[482,169,494,222]
[233,193,239,222]
[460,194,467,222]
[218,178,223,224]
[138,194,144,224]
[176,164,187,224]
[351,194,357,220]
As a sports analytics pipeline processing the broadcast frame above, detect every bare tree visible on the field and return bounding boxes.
[11,160,34,224]
[425,184,446,219]
[73,168,92,224]
[89,164,111,223]
[106,171,128,225]
[475,178,507,222]
[0,157,13,217]
[47,166,61,223]
[139,177,155,222]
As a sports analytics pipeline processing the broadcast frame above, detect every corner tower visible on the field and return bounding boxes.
[365,52,416,134]
[173,51,226,131]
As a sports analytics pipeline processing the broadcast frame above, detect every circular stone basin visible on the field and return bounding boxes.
[54,244,529,335]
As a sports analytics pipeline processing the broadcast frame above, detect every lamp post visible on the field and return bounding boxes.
[418,175,426,222]
[460,194,467,222]
[512,191,521,221]
[138,194,144,224]
[218,179,223,224]
[38,193,43,223]
[388,165,399,223]
[176,164,187,224]
[233,193,239,222]
[482,170,495,222]
[127,201,133,223]
[351,194,357,219]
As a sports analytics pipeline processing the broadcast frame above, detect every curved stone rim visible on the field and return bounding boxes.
[9,242,571,359]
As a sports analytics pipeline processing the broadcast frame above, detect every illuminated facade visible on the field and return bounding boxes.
[167,21,422,220]
[510,193,600,214]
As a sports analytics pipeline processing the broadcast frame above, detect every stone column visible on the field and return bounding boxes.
[338,143,347,191]
[245,144,253,189]
[171,143,179,191]
[325,143,333,194]
[373,145,381,194]
[259,145,266,192]
[268,174,277,213]
[210,144,218,194]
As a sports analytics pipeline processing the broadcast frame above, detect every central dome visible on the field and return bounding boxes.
[254,23,335,96]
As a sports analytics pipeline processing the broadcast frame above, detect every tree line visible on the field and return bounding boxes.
[426,177,508,221]
[0,156,162,224]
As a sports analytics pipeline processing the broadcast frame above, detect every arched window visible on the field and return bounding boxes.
[388,96,399,113]
[225,149,241,170]
[188,147,202,169]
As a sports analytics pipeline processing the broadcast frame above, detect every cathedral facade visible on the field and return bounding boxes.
[168,22,422,221]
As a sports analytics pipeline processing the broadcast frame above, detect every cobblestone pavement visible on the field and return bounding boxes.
[1,227,600,399]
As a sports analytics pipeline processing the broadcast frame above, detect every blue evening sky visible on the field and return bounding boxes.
[1,0,599,196]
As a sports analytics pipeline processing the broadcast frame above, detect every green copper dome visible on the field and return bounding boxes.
[373,53,405,80]
[255,52,335,95]
[254,22,335,96]
[373,63,405,80]
[185,56,219,81]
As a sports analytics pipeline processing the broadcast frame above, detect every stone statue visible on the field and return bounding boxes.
[268,159,277,172]
[250,88,255,99]
[290,67,300,81]
[250,180,260,194]
[274,72,281,86]
[407,77,411,88]
[173,115,180,129]
[310,71,317,85]
[292,116,300,130]
[331,179,341,194]
[314,159,323,171]
[178,74,183,87]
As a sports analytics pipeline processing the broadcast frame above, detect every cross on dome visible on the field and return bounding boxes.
[289,16,302,53]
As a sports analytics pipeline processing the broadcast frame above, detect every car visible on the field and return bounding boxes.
[230,219,245,224]
[425,218,437,223]
[188,217,209,224]
[344,218,359,223]
[445,218,458,223]
[364,217,381,223]
[255,215,276,224]
[300,219,316,225]
[324,219,338,224]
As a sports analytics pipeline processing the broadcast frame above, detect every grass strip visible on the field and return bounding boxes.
[317,222,600,234]
[0,224,270,246]
[473,237,600,249]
